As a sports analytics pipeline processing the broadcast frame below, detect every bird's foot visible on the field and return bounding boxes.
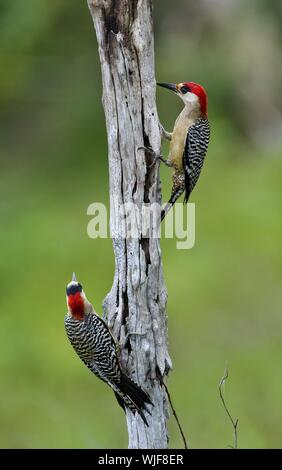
[137,146,171,169]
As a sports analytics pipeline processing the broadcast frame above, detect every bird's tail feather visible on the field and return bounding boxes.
[161,186,185,221]
[114,374,153,427]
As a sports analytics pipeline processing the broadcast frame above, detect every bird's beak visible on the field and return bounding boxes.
[72,272,77,282]
[157,82,178,93]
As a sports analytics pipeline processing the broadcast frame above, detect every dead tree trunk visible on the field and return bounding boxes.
[87,0,171,449]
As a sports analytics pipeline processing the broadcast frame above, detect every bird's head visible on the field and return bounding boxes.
[157,81,208,116]
[66,273,92,320]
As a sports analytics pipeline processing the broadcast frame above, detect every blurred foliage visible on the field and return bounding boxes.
[0,0,281,449]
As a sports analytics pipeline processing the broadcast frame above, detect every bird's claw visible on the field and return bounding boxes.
[137,146,170,169]
[137,145,156,156]
[137,146,159,169]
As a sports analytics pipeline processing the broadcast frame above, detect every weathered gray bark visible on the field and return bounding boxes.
[87,0,171,449]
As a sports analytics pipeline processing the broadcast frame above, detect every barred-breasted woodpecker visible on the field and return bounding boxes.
[157,81,210,220]
[65,273,152,426]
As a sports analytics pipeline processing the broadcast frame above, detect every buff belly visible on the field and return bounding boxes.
[168,107,195,173]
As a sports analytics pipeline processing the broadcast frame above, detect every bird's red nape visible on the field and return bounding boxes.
[68,293,85,320]
[185,82,208,117]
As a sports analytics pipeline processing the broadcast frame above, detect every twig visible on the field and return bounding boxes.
[160,378,188,449]
[219,366,238,449]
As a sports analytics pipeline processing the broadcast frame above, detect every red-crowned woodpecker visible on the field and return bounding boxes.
[156,81,210,220]
[65,273,152,426]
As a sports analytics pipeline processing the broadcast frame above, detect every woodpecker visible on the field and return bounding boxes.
[64,273,152,426]
[156,81,210,220]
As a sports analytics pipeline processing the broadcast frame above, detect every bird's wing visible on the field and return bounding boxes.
[183,118,210,203]
[88,313,123,384]
[93,313,120,355]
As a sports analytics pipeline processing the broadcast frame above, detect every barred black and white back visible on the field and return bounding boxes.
[184,117,210,203]
[161,118,210,220]
[64,311,152,425]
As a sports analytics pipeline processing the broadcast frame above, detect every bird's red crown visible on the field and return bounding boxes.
[183,82,208,116]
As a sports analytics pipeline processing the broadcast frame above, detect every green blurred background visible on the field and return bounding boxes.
[0,0,281,449]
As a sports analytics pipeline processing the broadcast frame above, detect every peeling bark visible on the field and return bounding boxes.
[87,0,171,449]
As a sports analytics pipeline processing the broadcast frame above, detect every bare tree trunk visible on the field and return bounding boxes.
[87,0,171,449]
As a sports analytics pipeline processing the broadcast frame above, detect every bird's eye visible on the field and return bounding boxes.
[180,86,190,94]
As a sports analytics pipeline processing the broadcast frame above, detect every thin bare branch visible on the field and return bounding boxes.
[161,378,188,449]
[219,366,239,449]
